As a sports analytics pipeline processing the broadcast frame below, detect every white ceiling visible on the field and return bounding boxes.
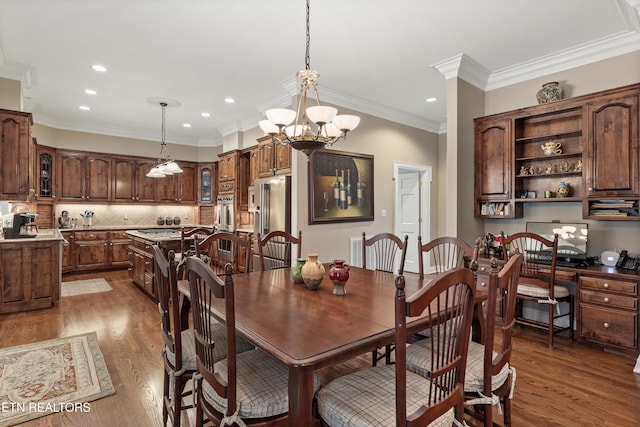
[1,0,639,148]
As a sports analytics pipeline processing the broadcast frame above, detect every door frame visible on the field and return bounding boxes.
[393,162,432,274]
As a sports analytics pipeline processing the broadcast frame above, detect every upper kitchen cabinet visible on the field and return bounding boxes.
[36,144,56,200]
[256,136,291,178]
[112,156,159,203]
[218,150,239,194]
[156,161,197,204]
[474,116,519,218]
[0,109,34,201]
[584,93,639,198]
[198,162,216,204]
[58,151,111,202]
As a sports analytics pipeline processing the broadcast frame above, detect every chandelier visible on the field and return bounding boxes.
[258,0,360,158]
[146,102,183,178]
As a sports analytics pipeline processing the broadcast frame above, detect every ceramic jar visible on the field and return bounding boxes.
[329,260,350,296]
[291,258,306,284]
[557,181,570,197]
[301,253,325,290]
[536,82,563,104]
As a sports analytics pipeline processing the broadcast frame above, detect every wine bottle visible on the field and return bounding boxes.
[339,170,346,209]
[346,169,352,206]
[356,170,363,207]
[333,169,340,206]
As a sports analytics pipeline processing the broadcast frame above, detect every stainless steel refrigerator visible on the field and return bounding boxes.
[252,175,292,270]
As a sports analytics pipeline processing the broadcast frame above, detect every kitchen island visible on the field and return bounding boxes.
[0,229,65,313]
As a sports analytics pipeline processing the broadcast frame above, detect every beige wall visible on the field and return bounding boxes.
[290,107,439,264]
[0,78,22,111]
[482,51,640,257]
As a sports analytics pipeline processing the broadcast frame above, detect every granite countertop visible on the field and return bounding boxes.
[0,229,65,243]
[56,224,204,232]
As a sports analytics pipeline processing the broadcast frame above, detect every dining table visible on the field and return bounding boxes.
[178,264,488,426]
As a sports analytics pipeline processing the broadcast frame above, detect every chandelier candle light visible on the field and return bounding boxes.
[146,102,183,178]
[258,0,360,158]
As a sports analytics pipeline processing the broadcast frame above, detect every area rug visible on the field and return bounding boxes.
[0,332,115,426]
[61,278,113,297]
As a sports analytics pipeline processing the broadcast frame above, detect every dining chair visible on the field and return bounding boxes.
[418,235,475,279]
[500,231,574,348]
[195,231,252,275]
[178,226,214,260]
[152,245,197,427]
[362,231,408,366]
[256,230,302,271]
[185,256,320,426]
[317,267,476,426]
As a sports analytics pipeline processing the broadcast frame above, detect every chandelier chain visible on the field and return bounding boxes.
[305,0,311,71]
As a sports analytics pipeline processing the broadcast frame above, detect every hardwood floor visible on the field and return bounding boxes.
[1,269,638,426]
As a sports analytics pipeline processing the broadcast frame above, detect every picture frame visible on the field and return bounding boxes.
[308,149,374,224]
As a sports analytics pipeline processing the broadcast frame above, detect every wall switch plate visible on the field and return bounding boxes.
[381,209,387,218]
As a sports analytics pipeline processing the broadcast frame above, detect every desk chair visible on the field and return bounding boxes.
[185,257,319,426]
[317,268,476,426]
[195,231,252,275]
[256,230,302,271]
[501,231,574,348]
[362,232,408,366]
[153,245,196,427]
[418,235,475,279]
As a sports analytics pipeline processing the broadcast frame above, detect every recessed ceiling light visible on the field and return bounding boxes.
[183,123,191,128]
[224,97,235,104]
[91,64,107,72]
[79,105,90,111]
[201,112,211,118]
[84,89,97,95]
[425,97,437,103]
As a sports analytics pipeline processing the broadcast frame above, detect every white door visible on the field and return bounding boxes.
[394,163,431,274]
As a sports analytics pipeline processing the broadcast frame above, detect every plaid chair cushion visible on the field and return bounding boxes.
[165,329,197,371]
[463,341,511,393]
[317,365,454,427]
[202,349,320,419]
[517,283,570,299]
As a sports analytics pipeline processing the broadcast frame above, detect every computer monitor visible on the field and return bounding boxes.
[526,221,588,260]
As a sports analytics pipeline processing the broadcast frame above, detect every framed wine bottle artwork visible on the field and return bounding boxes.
[308,149,374,224]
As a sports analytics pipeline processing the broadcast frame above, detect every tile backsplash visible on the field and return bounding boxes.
[55,204,197,228]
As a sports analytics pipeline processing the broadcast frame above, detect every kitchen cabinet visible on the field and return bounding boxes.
[61,230,74,273]
[36,143,56,200]
[257,136,291,178]
[156,162,197,203]
[113,156,158,202]
[198,163,215,203]
[109,230,131,267]
[74,230,109,270]
[0,109,34,200]
[218,151,238,182]
[0,239,60,313]
[58,151,111,201]
[578,274,638,355]
[127,232,181,301]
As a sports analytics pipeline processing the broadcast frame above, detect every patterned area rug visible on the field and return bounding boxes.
[61,278,113,297]
[0,332,115,426]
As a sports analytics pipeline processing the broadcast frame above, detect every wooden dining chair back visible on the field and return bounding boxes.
[195,231,251,275]
[362,232,408,366]
[256,230,302,271]
[362,232,408,274]
[185,256,318,426]
[464,252,523,427]
[152,244,196,427]
[501,231,574,348]
[418,235,475,279]
[180,226,214,259]
[317,268,476,426]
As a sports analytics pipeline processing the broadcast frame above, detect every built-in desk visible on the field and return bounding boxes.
[477,257,639,357]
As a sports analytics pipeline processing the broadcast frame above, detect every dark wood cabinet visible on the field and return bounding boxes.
[58,151,111,201]
[61,231,74,273]
[218,151,237,182]
[0,109,33,200]
[257,136,291,178]
[0,239,60,313]
[36,143,56,200]
[112,157,137,201]
[155,162,197,203]
[109,231,131,267]
[74,231,109,270]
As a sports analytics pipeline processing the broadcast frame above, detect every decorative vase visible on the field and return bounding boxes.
[301,253,325,290]
[291,258,306,284]
[329,260,350,296]
[536,82,563,104]
[557,181,570,197]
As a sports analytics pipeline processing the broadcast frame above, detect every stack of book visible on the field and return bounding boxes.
[589,200,638,217]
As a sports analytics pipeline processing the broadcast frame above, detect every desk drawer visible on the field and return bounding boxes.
[580,276,637,295]
[579,290,637,310]
[579,304,637,349]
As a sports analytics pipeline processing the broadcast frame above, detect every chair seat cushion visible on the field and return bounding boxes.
[317,365,454,427]
[463,341,510,393]
[202,349,320,419]
[207,319,255,360]
[165,328,197,371]
[517,282,570,299]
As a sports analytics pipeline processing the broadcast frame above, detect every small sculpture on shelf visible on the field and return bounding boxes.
[545,163,554,174]
[536,166,544,175]
[520,165,529,175]
[573,159,583,172]
[560,161,570,172]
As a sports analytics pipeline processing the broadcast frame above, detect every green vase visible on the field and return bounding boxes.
[291,258,306,284]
